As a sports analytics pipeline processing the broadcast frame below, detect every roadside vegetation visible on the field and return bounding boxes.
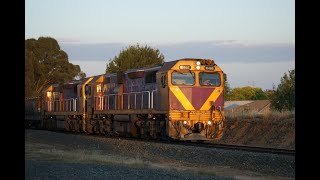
[224,69,295,112]
[225,110,295,121]
[221,70,295,149]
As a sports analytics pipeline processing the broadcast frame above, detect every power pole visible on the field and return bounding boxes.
[248,81,256,87]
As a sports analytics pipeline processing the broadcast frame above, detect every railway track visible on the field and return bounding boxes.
[177,142,295,156]
[27,127,295,156]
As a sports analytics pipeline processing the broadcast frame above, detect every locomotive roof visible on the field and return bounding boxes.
[63,80,82,85]
[88,74,104,85]
[77,77,94,86]
[157,58,217,73]
[157,61,177,73]
[125,65,162,73]
[76,77,90,86]
[104,73,116,77]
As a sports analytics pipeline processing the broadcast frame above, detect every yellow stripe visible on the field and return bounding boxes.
[82,77,94,116]
[82,77,94,99]
[169,86,195,110]
[200,88,222,110]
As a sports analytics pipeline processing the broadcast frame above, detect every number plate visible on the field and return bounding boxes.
[205,66,215,70]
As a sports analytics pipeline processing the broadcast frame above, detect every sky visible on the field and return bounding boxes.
[25,0,295,90]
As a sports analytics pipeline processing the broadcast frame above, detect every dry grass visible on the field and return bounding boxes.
[225,110,295,121]
[261,110,295,121]
[25,142,217,176]
[220,110,295,149]
[25,142,145,166]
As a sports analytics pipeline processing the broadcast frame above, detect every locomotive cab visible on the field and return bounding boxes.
[157,58,225,140]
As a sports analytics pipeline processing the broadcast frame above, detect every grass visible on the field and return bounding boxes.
[25,142,142,166]
[25,142,218,176]
[225,110,295,121]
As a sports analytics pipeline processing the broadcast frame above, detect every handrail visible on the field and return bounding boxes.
[43,90,156,112]
[94,90,155,111]
[46,98,78,112]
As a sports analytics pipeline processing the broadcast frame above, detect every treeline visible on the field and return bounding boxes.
[224,85,268,100]
[224,69,295,111]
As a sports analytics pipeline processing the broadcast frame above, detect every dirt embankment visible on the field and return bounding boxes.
[215,117,295,149]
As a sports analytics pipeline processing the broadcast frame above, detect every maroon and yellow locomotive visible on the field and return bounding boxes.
[25,58,227,141]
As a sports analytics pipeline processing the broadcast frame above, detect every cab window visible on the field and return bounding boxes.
[53,92,60,100]
[199,72,220,86]
[96,83,102,92]
[145,71,157,83]
[85,85,91,96]
[171,71,195,85]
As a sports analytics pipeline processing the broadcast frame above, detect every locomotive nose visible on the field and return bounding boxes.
[194,122,204,133]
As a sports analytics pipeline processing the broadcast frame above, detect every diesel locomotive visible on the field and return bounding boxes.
[25,58,227,141]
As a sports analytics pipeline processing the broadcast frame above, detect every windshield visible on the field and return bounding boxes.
[199,72,221,86]
[172,71,195,85]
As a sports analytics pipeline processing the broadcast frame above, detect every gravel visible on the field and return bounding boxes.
[25,160,233,180]
[25,129,295,180]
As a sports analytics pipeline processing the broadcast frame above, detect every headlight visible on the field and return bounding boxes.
[208,121,212,125]
[196,61,201,65]
[183,120,187,125]
[196,66,200,70]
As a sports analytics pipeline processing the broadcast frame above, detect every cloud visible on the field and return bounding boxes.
[158,41,295,63]
[56,38,82,44]
[60,40,295,63]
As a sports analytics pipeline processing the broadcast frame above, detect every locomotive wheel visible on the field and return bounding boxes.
[44,119,48,129]
[65,119,71,131]
[49,118,57,130]
[70,120,75,132]
[99,120,105,135]
[105,119,112,135]
[86,120,94,134]
[48,119,53,130]
[74,120,80,132]
[93,120,99,134]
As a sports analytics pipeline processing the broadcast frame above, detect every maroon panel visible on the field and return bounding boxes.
[169,90,184,110]
[178,87,193,104]
[214,92,224,108]
[179,87,214,110]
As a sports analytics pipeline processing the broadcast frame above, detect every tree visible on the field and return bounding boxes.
[75,71,87,80]
[271,69,295,111]
[106,44,165,73]
[264,89,275,100]
[224,81,232,100]
[25,50,36,97]
[25,37,86,97]
[227,86,267,100]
